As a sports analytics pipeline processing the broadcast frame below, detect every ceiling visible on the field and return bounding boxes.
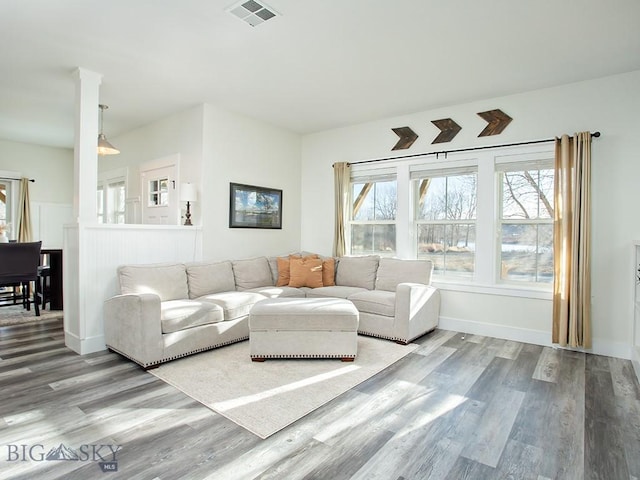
[1,0,639,149]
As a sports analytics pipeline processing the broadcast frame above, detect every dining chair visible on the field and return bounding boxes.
[0,241,42,316]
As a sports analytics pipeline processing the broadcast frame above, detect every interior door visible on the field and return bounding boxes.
[140,165,178,224]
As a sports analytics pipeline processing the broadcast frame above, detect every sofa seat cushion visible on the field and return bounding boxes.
[306,285,368,299]
[246,286,306,298]
[197,291,265,320]
[160,300,224,334]
[348,290,396,317]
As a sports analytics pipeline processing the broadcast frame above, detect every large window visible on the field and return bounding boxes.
[498,163,554,284]
[350,177,397,255]
[414,170,477,278]
[348,145,555,292]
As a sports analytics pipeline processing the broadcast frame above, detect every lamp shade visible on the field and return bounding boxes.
[180,183,197,202]
[97,104,120,155]
[97,134,120,155]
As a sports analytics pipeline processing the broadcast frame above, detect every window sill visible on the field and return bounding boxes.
[431,279,552,300]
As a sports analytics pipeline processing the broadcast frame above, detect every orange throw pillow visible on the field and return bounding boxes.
[276,257,292,286]
[289,256,323,288]
[322,258,336,286]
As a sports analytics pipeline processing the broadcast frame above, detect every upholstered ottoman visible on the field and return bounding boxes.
[249,297,359,361]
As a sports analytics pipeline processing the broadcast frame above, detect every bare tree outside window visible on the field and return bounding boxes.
[500,168,554,283]
[350,180,397,255]
[416,173,477,278]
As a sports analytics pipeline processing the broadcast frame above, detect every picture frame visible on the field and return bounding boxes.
[229,182,282,229]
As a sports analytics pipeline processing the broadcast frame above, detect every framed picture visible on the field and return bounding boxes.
[229,182,282,229]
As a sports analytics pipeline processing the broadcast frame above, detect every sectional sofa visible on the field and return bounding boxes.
[104,254,440,368]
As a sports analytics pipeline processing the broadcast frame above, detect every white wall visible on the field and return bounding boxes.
[105,104,205,223]
[201,104,302,261]
[0,138,73,247]
[300,70,640,359]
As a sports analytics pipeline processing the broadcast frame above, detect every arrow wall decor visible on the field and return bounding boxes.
[391,126,418,150]
[477,109,512,136]
[431,118,462,144]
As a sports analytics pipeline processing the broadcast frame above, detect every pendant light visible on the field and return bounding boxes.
[97,104,120,156]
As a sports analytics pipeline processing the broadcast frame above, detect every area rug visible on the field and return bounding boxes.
[0,305,63,327]
[150,336,418,438]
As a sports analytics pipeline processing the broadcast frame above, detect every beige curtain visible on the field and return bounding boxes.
[552,132,592,348]
[333,162,351,257]
[17,177,33,242]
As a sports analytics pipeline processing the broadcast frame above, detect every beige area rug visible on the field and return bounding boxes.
[0,304,63,327]
[150,336,418,438]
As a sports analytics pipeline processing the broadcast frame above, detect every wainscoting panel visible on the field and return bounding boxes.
[63,223,203,354]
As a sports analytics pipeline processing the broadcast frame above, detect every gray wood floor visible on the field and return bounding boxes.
[1,319,639,480]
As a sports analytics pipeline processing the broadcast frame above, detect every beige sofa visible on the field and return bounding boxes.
[104,254,440,368]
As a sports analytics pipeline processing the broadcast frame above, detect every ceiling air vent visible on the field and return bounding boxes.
[227,0,279,27]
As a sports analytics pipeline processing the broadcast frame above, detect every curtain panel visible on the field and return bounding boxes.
[552,132,592,348]
[17,177,32,243]
[333,162,351,257]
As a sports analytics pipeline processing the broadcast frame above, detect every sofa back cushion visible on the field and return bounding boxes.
[118,263,188,301]
[232,256,274,291]
[375,258,433,292]
[186,260,236,299]
[335,255,379,290]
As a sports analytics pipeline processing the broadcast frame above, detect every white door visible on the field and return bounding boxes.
[140,165,178,224]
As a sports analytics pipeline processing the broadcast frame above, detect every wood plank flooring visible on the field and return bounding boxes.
[1,319,639,480]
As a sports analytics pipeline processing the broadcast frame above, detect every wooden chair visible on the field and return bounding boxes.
[36,264,51,310]
[0,241,42,316]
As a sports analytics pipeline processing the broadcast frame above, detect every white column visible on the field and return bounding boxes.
[65,67,102,354]
[72,67,101,222]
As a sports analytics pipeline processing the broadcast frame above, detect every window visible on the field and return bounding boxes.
[97,170,127,224]
[149,177,169,207]
[106,181,126,224]
[414,170,477,279]
[498,163,554,284]
[0,181,9,225]
[347,145,555,293]
[349,177,397,255]
[97,186,105,223]
[0,178,16,237]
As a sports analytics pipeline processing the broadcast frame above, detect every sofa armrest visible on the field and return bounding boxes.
[394,283,440,343]
[104,293,164,367]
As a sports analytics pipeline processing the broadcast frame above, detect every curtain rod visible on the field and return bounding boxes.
[339,131,601,167]
[0,177,35,182]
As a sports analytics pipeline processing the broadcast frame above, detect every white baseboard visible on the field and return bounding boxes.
[64,330,106,355]
[438,316,632,360]
[632,346,640,384]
